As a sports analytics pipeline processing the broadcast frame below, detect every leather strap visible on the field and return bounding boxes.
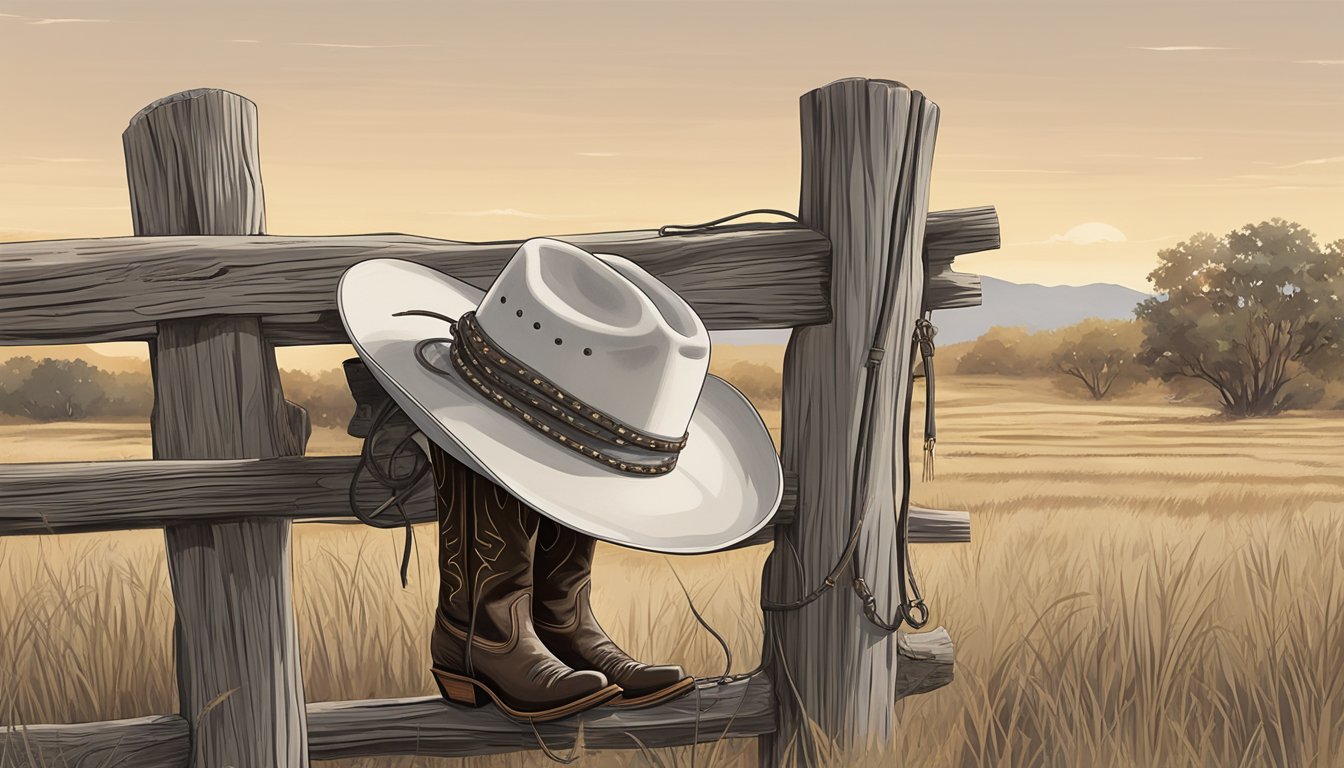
[443,311,688,475]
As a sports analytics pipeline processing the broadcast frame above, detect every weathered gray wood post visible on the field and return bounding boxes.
[761,78,939,764]
[124,88,311,767]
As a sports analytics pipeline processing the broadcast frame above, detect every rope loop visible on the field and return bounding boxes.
[347,398,431,588]
[915,316,937,358]
[900,599,931,630]
[657,208,801,237]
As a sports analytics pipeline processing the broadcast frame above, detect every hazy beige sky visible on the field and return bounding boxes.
[2,0,1341,292]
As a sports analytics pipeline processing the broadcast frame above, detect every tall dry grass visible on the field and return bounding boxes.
[3,375,1343,767]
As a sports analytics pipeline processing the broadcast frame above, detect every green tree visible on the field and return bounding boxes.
[1051,319,1147,399]
[1136,220,1344,417]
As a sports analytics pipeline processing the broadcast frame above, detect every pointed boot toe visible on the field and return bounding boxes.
[612,664,696,708]
[534,519,697,709]
[623,664,689,695]
[553,668,613,700]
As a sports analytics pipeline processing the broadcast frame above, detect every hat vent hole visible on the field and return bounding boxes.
[533,322,541,330]
[583,348,593,356]
[515,310,523,318]
[554,338,563,346]
[500,296,507,304]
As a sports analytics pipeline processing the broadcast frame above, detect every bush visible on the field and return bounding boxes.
[100,370,155,419]
[280,368,357,429]
[0,357,153,422]
[714,360,782,406]
[952,321,1156,401]
[8,359,107,420]
[956,326,1055,376]
[1050,319,1148,400]
[0,356,38,393]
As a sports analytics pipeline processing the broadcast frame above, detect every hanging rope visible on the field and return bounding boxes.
[916,313,938,482]
[346,395,431,588]
[657,208,801,237]
[754,91,933,634]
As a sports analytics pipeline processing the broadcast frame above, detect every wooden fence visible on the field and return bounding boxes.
[0,78,997,767]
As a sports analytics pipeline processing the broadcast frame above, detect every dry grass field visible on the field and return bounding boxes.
[2,372,1343,767]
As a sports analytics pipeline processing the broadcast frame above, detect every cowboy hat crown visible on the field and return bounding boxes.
[474,239,710,441]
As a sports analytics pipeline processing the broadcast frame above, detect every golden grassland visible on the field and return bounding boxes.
[2,374,1343,767]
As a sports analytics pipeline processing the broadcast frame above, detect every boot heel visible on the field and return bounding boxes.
[433,668,489,707]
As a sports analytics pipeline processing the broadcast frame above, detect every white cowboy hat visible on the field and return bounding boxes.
[337,238,782,554]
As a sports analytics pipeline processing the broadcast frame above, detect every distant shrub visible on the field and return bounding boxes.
[100,370,155,418]
[1050,319,1149,400]
[8,359,108,420]
[0,357,153,421]
[0,356,40,414]
[715,360,782,406]
[955,326,1054,376]
[953,320,1157,401]
[280,368,357,429]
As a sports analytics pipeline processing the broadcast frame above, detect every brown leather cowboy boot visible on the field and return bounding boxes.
[428,443,620,721]
[533,517,696,707]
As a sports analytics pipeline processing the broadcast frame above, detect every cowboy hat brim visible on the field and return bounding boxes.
[338,258,783,554]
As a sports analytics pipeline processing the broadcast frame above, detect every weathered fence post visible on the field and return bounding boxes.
[124,88,311,767]
[761,78,939,764]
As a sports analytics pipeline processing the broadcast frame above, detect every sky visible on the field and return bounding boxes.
[1,0,1341,295]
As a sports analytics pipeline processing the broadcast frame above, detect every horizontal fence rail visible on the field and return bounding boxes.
[924,206,998,310]
[0,207,995,346]
[0,461,970,547]
[0,627,953,766]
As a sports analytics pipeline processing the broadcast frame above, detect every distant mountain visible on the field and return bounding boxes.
[930,276,1150,344]
[711,276,1150,347]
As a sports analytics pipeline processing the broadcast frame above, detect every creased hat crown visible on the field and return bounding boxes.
[474,238,710,440]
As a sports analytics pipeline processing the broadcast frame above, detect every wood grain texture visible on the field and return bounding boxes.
[0,457,354,535]
[124,89,266,236]
[761,77,940,762]
[161,515,306,767]
[0,227,829,345]
[906,504,972,544]
[0,460,971,545]
[304,636,950,760]
[126,88,309,768]
[151,319,309,460]
[924,206,999,311]
[0,630,956,765]
[0,210,994,346]
[896,627,956,698]
[307,677,776,758]
[0,716,189,768]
